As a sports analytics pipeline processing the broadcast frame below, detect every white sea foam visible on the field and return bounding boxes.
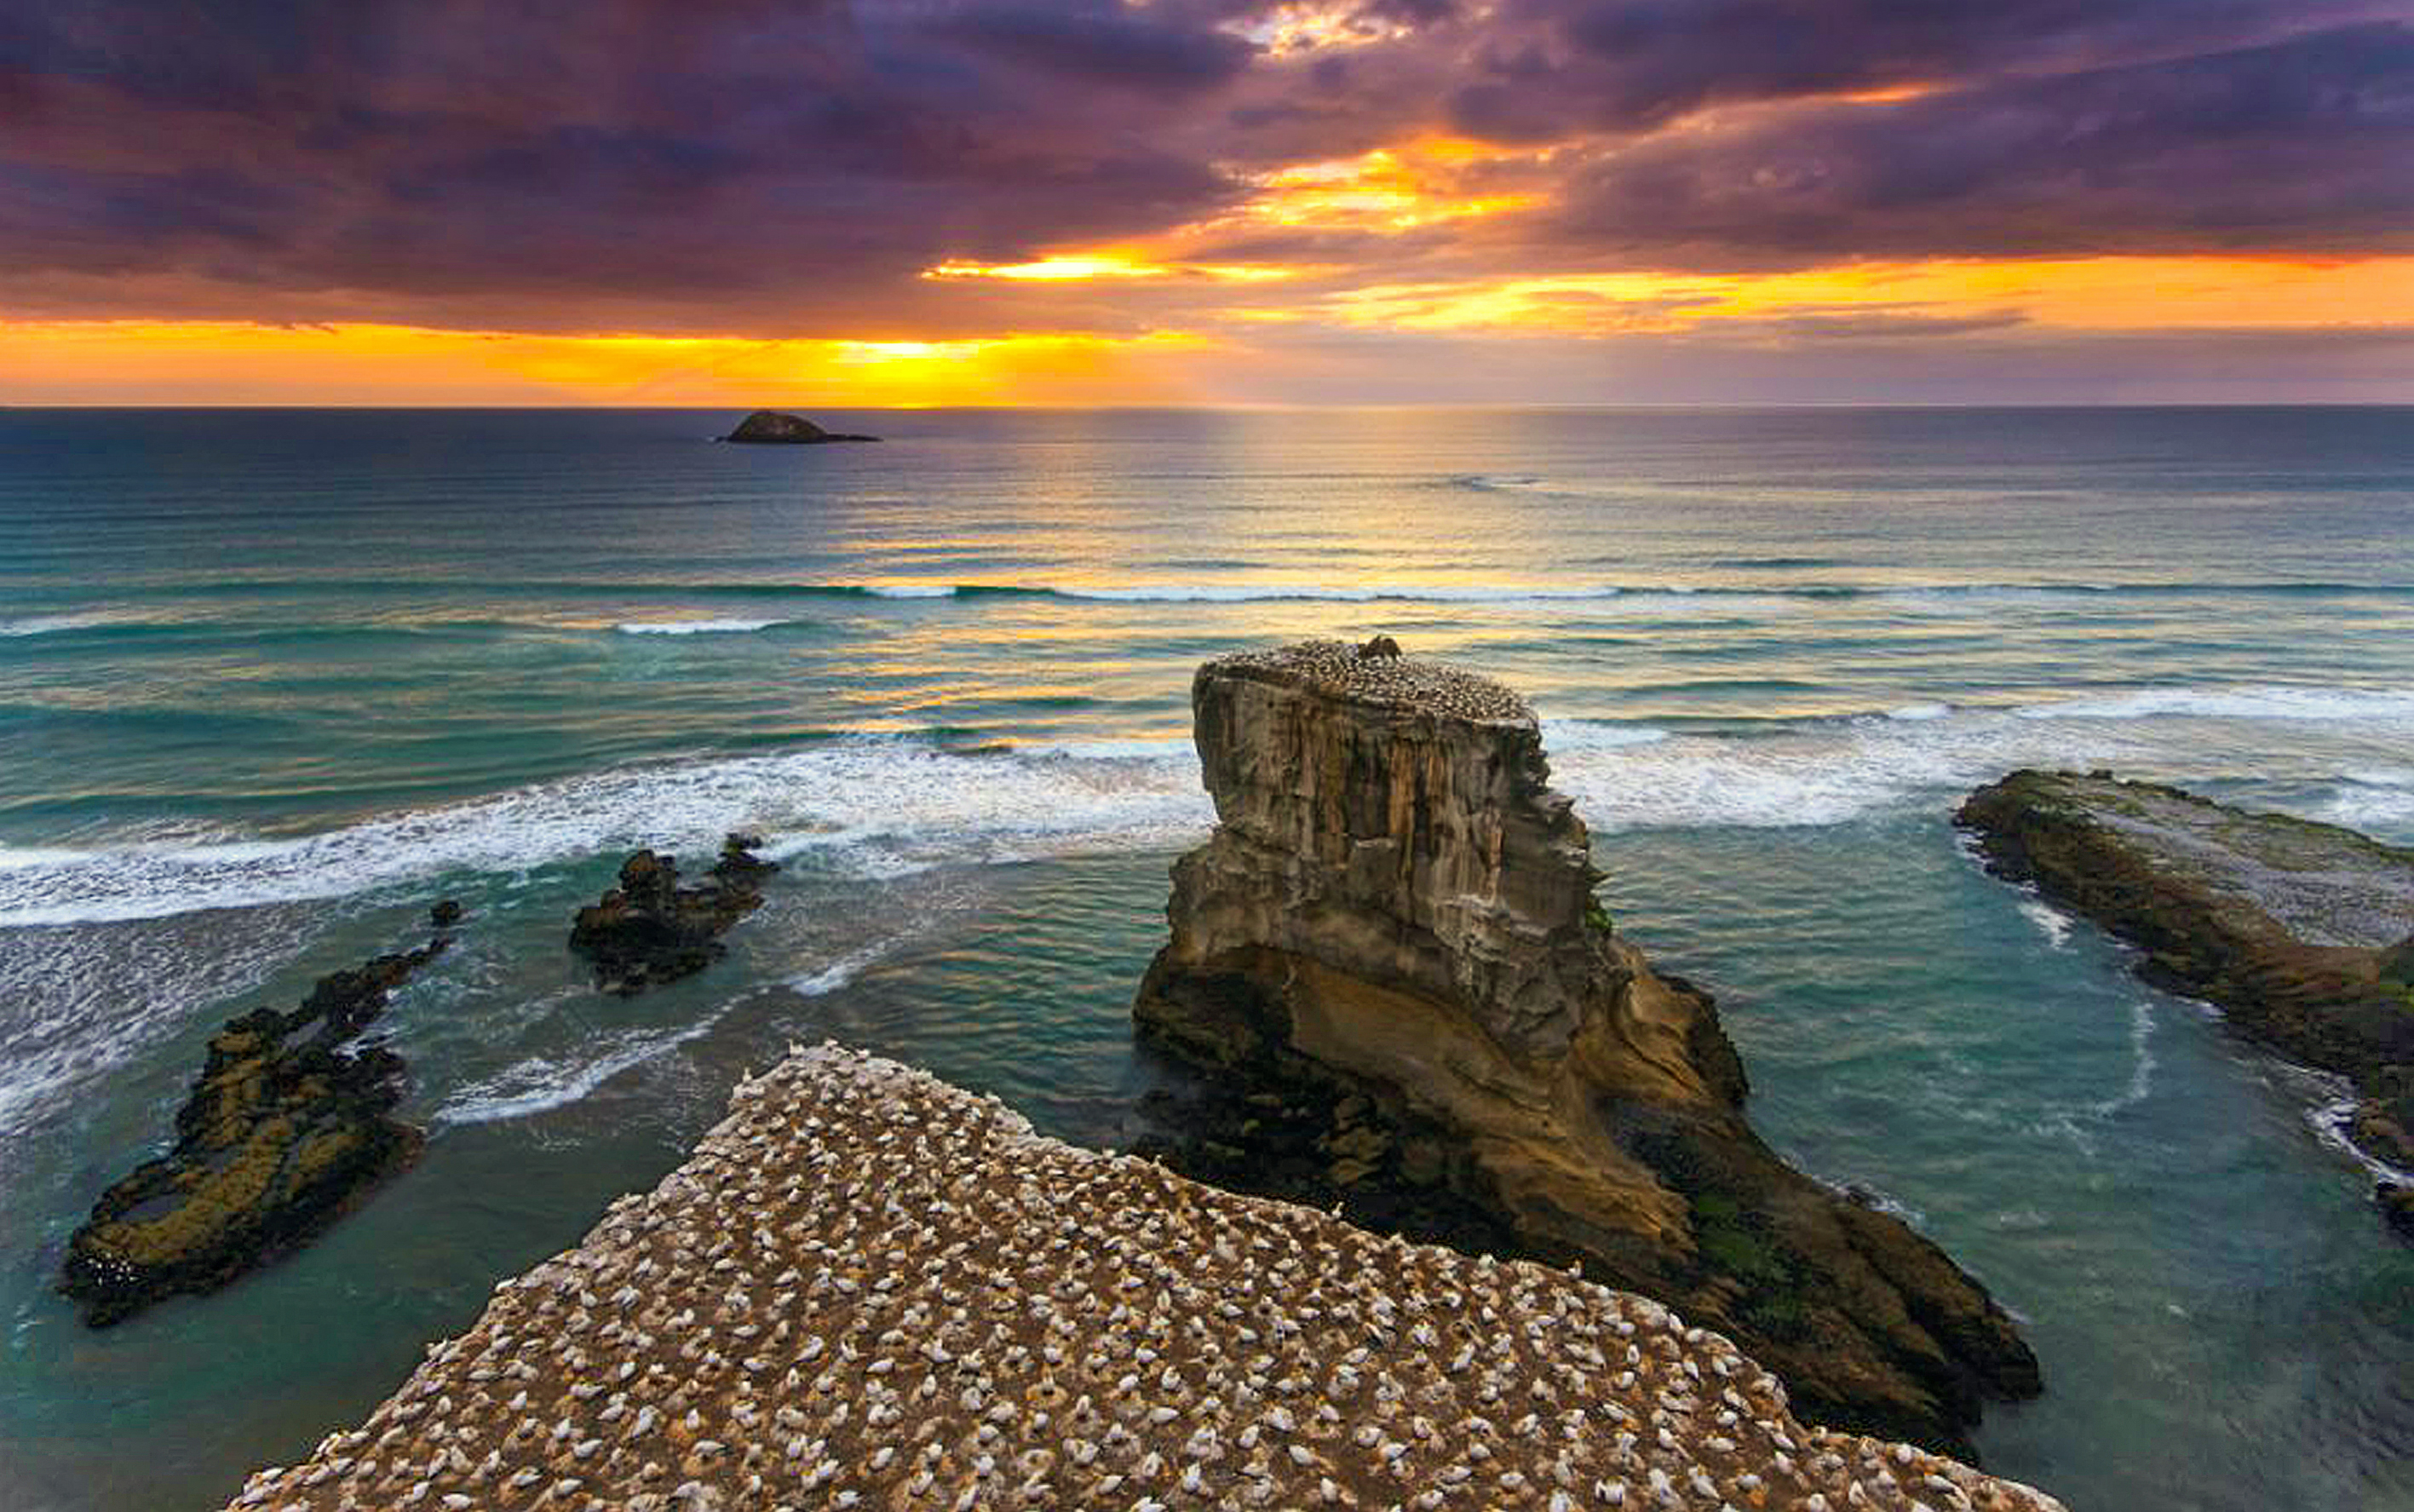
[0,743,1213,928]
[2342,767,2414,786]
[0,844,92,870]
[1537,720,1671,751]
[1047,583,1624,603]
[2308,1094,2414,1186]
[2015,685,2414,723]
[434,1010,730,1125]
[7,673,2405,928]
[865,584,957,598]
[1887,702,1952,722]
[788,940,899,996]
[2017,899,2075,950]
[2320,767,2414,837]
[1548,707,2144,831]
[2093,999,2158,1118]
[0,612,113,637]
[1015,736,1194,760]
[0,911,323,1139]
[614,618,789,635]
[0,708,2110,923]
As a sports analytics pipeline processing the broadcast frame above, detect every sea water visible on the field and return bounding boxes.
[1,406,2409,1510]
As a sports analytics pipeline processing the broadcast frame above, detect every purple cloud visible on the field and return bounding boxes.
[0,0,2405,332]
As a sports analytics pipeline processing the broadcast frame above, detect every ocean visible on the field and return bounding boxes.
[2,405,2409,1510]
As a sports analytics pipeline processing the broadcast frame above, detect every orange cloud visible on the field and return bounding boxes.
[1225,140,1547,233]
[0,322,1226,406]
[922,254,1300,284]
[1292,255,2414,337]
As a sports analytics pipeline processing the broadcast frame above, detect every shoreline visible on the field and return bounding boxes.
[228,1043,2064,1511]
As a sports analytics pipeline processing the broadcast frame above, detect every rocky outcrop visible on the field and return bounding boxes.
[1958,769,2414,1221]
[1135,642,2041,1457]
[60,932,451,1326]
[569,835,777,993]
[721,409,878,444]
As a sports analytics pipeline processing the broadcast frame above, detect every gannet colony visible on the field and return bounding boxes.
[226,1045,2062,1512]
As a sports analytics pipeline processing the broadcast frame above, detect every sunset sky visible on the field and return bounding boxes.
[4,0,2409,405]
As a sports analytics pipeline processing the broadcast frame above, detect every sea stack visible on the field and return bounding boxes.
[720,408,878,443]
[1135,641,2042,1454]
[1959,769,2414,1232]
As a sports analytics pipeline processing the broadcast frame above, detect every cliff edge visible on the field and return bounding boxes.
[1135,641,2041,1456]
[228,1045,2065,1512]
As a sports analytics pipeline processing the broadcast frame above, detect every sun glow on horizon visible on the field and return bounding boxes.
[0,321,1227,406]
[6,255,2407,405]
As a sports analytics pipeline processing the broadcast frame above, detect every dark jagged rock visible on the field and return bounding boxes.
[428,899,463,928]
[569,835,778,994]
[1134,641,2040,1458]
[60,935,448,1327]
[2381,1181,2414,1240]
[1958,769,2414,1228]
[721,409,879,444]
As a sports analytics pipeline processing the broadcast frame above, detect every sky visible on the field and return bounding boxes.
[3,0,2410,405]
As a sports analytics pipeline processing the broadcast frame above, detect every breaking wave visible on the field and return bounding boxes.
[614,618,793,635]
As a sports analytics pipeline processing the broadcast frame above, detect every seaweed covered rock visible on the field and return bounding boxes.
[569,835,777,994]
[1959,769,2414,1227]
[1135,642,2040,1457]
[60,937,445,1326]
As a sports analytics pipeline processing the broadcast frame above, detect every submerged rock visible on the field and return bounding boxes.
[60,935,446,1326]
[568,834,777,993]
[720,408,878,444]
[1959,769,2414,1226]
[1135,641,2041,1457]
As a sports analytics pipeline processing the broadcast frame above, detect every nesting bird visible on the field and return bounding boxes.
[226,1045,2065,1512]
[1217,641,1533,723]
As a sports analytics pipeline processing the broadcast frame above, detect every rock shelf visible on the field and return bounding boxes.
[1958,768,2414,1233]
[227,1045,2062,1512]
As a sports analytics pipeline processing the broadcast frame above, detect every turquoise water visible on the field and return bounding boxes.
[3,407,2411,1510]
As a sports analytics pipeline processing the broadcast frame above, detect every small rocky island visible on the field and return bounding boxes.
[61,917,457,1325]
[1958,769,2414,1233]
[719,409,878,444]
[570,836,777,994]
[225,1046,2066,1512]
[1135,641,2040,1456]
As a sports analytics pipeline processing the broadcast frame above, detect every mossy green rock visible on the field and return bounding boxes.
[60,941,444,1326]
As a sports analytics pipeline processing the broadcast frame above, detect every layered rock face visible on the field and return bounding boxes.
[1136,642,2040,1455]
[1959,769,2414,1233]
